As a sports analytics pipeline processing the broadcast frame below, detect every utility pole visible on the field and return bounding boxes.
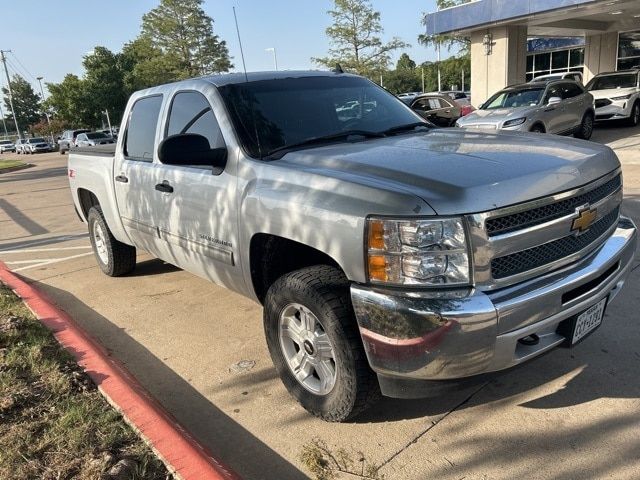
[104,109,112,135]
[0,50,21,139]
[36,76,53,143]
[265,47,278,70]
[436,42,442,92]
[421,67,425,93]
[461,69,465,92]
[380,74,383,88]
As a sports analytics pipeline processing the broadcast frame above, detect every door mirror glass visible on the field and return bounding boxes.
[547,96,562,106]
[158,133,227,170]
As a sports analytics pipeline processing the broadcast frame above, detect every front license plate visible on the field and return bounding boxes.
[572,297,607,345]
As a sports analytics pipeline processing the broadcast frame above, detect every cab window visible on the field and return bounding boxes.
[124,95,163,161]
[166,91,225,150]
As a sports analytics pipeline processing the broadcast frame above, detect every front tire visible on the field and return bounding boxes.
[629,102,640,127]
[264,266,380,422]
[530,124,545,134]
[87,206,136,276]
[574,112,594,140]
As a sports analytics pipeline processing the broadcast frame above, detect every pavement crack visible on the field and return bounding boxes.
[378,381,489,471]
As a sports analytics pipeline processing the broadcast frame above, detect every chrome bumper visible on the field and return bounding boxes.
[351,218,637,384]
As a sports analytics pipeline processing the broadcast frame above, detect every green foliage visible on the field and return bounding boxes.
[44,0,232,129]
[313,0,409,77]
[419,0,471,54]
[2,75,42,132]
[45,74,94,128]
[140,0,232,78]
[396,53,416,71]
[381,53,470,94]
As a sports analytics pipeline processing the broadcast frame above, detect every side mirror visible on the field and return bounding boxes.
[158,134,227,169]
[547,96,562,106]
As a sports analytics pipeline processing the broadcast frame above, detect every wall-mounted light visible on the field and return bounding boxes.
[483,33,493,55]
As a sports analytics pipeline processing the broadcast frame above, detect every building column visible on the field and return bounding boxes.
[584,32,618,83]
[470,25,527,107]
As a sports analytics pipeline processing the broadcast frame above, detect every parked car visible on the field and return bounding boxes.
[586,68,640,126]
[531,71,583,84]
[68,71,635,422]
[58,129,90,154]
[436,90,472,107]
[0,140,16,153]
[409,93,461,127]
[24,137,52,154]
[14,138,27,154]
[456,80,594,139]
[397,91,422,104]
[75,132,116,147]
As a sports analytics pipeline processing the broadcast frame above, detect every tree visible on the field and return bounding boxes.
[2,75,42,131]
[396,53,416,71]
[313,0,409,77]
[140,0,232,78]
[83,47,130,125]
[419,0,471,54]
[45,74,92,127]
[382,69,421,94]
[121,36,183,92]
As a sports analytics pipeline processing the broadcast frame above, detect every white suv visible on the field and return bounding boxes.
[587,69,640,126]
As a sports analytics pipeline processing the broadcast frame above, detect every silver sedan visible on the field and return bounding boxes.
[456,80,595,139]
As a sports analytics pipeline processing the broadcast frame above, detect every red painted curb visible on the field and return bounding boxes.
[0,261,241,480]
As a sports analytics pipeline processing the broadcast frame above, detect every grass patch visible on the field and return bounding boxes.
[0,159,26,172]
[300,438,385,480]
[0,284,171,479]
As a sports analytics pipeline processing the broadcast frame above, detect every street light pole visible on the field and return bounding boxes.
[36,76,53,143]
[0,50,21,139]
[265,47,278,70]
[436,42,442,92]
[104,109,112,135]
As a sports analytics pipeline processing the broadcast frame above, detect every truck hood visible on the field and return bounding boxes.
[277,129,620,215]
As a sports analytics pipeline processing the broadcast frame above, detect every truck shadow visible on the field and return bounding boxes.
[29,281,308,480]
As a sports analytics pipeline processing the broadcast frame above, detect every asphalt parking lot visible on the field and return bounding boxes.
[1,126,639,480]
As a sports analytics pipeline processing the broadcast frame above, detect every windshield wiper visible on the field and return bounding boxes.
[381,122,431,135]
[264,130,385,160]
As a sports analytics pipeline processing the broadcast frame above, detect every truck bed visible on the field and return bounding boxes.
[71,144,117,157]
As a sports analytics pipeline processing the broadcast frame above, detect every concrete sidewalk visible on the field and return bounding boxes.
[1,129,639,480]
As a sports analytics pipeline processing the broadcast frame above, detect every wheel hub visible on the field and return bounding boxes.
[278,303,337,396]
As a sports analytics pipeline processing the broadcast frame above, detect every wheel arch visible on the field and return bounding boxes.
[249,233,345,304]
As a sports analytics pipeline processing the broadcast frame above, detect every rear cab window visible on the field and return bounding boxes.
[124,95,163,161]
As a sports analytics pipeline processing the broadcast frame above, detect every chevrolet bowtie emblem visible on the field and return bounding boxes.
[571,206,597,234]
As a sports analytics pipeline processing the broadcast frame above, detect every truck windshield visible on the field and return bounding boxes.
[218,75,423,159]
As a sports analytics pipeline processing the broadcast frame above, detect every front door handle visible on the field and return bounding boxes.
[115,174,128,183]
[155,182,174,193]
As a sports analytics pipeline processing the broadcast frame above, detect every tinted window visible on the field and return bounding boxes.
[545,85,562,102]
[560,83,583,99]
[218,76,421,158]
[166,91,224,149]
[125,95,162,161]
[484,87,545,109]
[587,73,638,91]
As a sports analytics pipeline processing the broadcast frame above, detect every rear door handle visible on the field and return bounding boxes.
[155,182,174,193]
[115,174,128,183]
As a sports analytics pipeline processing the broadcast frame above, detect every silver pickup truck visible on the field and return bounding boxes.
[68,71,637,422]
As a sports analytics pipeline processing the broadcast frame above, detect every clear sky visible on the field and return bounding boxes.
[0,0,445,95]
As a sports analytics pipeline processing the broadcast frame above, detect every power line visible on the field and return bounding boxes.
[9,51,38,83]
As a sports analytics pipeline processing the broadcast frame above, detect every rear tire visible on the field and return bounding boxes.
[629,102,640,127]
[264,265,380,422]
[87,206,136,277]
[574,112,594,140]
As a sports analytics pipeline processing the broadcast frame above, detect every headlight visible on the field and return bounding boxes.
[503,117,526,127]
[366,217,471,286]
[611,94,632,101]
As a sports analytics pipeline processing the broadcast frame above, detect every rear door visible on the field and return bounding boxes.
[559,82,586,131]
[113,94,168,257]
[152,88,240,287]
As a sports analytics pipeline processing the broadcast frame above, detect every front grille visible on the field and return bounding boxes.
[595,99,612,108]
[486,174,621,237]
[491,207,619,279]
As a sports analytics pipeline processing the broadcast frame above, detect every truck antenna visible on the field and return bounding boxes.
[233,6,249,83]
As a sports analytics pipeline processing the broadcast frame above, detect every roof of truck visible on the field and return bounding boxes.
[201,70,358,87]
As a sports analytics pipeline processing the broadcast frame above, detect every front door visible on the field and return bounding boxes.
[152,89,241,290]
